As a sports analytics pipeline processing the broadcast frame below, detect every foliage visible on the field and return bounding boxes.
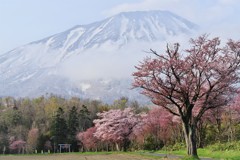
[206,141,240,151]
[67,106,79,151]
[26,128,39,153]
[79,105,92,131]
[76,127,98,151]
[143,135,164,151]
[51,107,68,150]
[94,108,143,151]
[9,139,26,154]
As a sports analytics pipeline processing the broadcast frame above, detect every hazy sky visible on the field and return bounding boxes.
[1,0,240,54]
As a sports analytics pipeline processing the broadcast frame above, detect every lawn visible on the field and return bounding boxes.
[156,148,240,159]
[0,152,163,160]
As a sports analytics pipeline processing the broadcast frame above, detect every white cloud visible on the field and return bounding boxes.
[103,0,199,23]
[60,42,151,80]
[60,35,194,82]
[103,0,240,39]
[104,1,239,24]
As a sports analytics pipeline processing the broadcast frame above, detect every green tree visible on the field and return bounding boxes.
[113,97,128,109]
[51,107,67,152]
[67,106,79,151]
[0,121,9,154]
[79,105,91,131]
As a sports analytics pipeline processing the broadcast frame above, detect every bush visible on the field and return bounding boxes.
[207,141,240,151]
[143,135,164,151]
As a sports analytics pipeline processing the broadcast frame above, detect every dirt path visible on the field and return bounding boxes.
[0,152,214,160]
[0,153,160,160]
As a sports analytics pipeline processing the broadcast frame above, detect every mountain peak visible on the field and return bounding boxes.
[116,10,175,17]
[0,10,198,102]
[32,10,197,53]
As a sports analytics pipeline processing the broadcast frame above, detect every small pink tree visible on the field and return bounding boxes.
[93,108,142,151]
[26,128,39,153]
[76,127,98,151]
[133,35,240,157]
[9,139,26,154]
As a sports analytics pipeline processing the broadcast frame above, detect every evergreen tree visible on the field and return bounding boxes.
[67,106,79,151]
[0,121,9,154]
[79,105,91,131]
[51,107,67,152]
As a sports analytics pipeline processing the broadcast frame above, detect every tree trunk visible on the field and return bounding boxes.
[115,143,120,151]
[123,138,130,152]
[182,122,199,159]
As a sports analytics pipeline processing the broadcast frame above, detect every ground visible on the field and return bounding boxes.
[0,153,163,160]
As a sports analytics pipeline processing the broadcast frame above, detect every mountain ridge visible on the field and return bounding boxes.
[0,10,198,103]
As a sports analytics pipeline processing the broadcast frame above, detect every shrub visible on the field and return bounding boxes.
[207,141,240,151]
[143,135,164,151]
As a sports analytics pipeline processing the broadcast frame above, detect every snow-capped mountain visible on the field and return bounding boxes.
[0,10,198,103]
[35,10,196,53]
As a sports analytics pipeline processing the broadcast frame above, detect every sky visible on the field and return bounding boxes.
[1,0,240,54]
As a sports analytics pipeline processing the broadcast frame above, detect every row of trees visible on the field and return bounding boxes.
[76,101,240,152]
[0,95,144,154]
[0,92,240,155]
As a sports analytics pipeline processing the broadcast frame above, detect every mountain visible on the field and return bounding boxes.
[0,10,198,103]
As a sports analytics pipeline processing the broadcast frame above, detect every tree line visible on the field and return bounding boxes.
[0,94,239,154]
[0,95,144,154]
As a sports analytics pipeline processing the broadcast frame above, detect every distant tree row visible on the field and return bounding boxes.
[0,95,144,154]
[0,94,240,154]
[77,102,240,152]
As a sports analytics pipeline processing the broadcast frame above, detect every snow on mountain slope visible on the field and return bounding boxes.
[33,10,197,53]
[0,10,198,102]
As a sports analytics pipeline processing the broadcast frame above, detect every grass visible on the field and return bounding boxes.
[156,148,240,159]
[0,152,163,160]
[198,148,240,159]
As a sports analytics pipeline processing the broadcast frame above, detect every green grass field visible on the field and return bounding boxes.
[156,148,240,159]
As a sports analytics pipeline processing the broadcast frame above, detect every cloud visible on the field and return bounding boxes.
[103,0,240,39]
[60,42,151,80]
[60,35,193,81]
[103,0,202,23]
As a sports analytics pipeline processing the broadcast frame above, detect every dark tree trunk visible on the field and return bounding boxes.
[182,122,199,159]
[123,138,130,152]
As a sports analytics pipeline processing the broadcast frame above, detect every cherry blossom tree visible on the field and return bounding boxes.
[141,107,180,147]
[26,128,39,153]
[76,127,98,151]
[9,139,26,154]
[223,94,240,141]
[133,35,240,158]
[93,108,142,151]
